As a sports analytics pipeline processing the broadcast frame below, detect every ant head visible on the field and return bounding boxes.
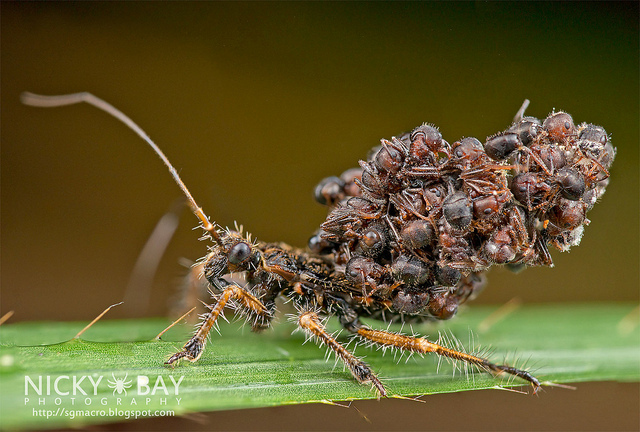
[451,137,484,165]
[543,111,576,142]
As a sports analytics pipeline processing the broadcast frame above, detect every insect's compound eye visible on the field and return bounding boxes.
[228,242,252,265]
[484,133,520,160]
[442,192,472,230]
[556,167,586,201]
[543,112,575,141]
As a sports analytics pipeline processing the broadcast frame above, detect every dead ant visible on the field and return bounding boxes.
[21,91,553,398]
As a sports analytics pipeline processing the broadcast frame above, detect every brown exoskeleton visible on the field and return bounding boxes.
[21,92,545,397]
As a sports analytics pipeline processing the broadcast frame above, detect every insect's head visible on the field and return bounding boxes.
[203,228,261,285]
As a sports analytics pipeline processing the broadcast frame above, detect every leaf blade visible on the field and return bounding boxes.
[0,304,638,430]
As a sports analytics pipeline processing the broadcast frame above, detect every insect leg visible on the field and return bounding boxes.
[297,310,387,397]
[166,283,269,364]
[352,323,541,393]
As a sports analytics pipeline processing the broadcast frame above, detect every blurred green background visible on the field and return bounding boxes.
[2,2,638,430]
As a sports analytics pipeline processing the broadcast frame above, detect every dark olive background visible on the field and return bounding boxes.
[2,2,638,431]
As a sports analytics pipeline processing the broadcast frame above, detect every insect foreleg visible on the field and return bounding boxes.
[297,310,387,398]
[166,283,270,365]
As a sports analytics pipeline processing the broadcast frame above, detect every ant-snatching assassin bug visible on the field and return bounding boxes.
[21,92,614,397]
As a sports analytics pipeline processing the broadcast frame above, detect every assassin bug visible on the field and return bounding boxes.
[22,93,611,397]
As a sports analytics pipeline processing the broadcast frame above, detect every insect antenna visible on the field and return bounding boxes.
[20,91,223,245]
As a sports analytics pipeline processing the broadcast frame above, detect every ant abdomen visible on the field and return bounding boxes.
[373,138,406,174]
[426,291,459,320]
[355,222,390,258]
[546,199,587,234]
[391,254,431,286]
[401,219,436,250]
[442,192,473,230]
[314,176,345,206]
[555,167,586,201]
[392,286,431,315]
[484,132,520,160]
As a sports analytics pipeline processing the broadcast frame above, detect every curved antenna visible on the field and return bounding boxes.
[20,91,223,245]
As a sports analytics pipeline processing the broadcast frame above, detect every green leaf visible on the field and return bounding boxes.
[0,304,638,430]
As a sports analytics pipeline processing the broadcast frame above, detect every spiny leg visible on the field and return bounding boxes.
[297,311,387,397]
[354,324,541,393]
[166,283,270,364]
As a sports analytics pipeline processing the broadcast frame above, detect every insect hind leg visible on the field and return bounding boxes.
[352,324,541,393]
[166,283,271,365]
